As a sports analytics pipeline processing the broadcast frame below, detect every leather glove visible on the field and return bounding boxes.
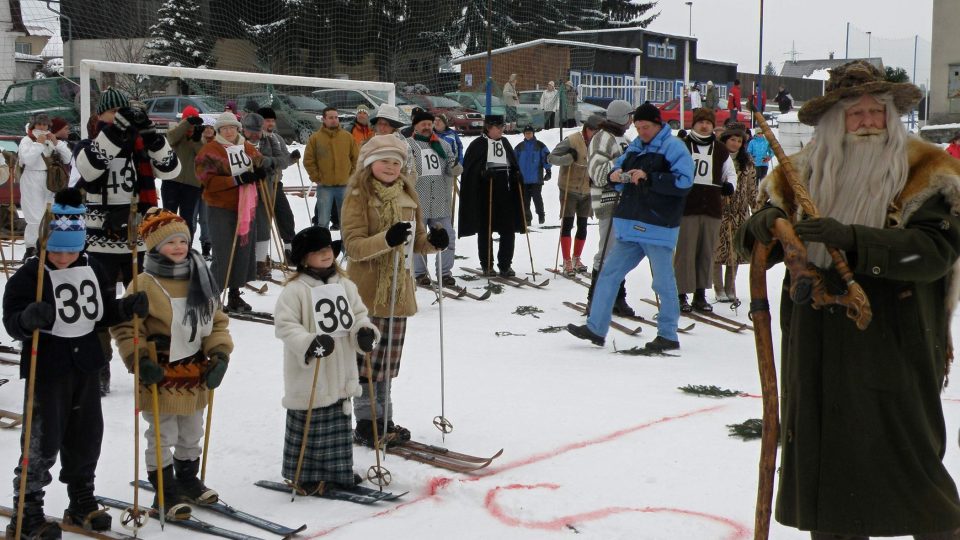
[19,302,55,332]
[357,327,378,353]
[190,127,204,141]
[234,170,258,186]
[567,148,579,161]
[137,353,165,386]
[427,227,449,250]
[720,181,735,197]
[744,206,787,246]
[543,169,552,181]
[204,351,229,389]
[289,149,301,161]
[385,222,412,247]
[186,116,204,127]
[115,107,152,134]
[118,292,149,321]
[794,217,856,251]
[305,334,335,365]
[252,166,268,180]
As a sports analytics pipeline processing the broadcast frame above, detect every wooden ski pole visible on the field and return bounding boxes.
[294,158,313,223]
[290,349,324,501]
[450,177,459,219]
[257,179,287,275]
[553,183,570,272]
[122,195,147,534]
[200,389,214,484]
[516,180,538,279]
[146,342,166,529]
[219,211,243,306]
[363,352,390,491]
[13,204,50,540]
[486,178,493,275]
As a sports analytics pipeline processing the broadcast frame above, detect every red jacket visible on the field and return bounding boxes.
[729,85,742,109]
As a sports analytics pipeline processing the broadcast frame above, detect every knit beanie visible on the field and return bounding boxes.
[181,106,200,119]
[693,107,716,128]
[47,188,86,253]
[214,111,242,131]
[257,107,277,120]
[139,208,191,252]
[97,87,129,115]
[411,107,435,126]
[50,117,68,134]
[361,134,408,168]
[633,102,661,124]
[242,113,264,133]
[584,114,604,130]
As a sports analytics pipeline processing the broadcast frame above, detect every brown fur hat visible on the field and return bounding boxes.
[798,60,922,126]
[692,107,715,127]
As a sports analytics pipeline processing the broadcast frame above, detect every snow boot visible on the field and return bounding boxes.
[201,242,212,261]
[256,261,272,281]
[645,336,680,352]
[6,492,61,539]
[415,274,432,286]
[612,281,636,318]
[98,365,110,397]
[566,324,605,347]
[441,275,457,288]
[354,419,397,449]
[147,466,191,520]
[691,289,713,313]
[573,257,588,274]
[226,288,252,313]
[499,266,516,278]
[386,420,411,443]
[62,480,111,532]
[173,458,218,505]
[562,258,575,277]
[678,294,692,313]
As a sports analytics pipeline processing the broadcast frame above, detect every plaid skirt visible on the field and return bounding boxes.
[281,400,354,485]
[358,317,407,382]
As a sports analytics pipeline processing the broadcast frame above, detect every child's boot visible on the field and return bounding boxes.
[174,458,218,505]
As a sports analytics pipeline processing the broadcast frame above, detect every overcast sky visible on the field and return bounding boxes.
[646,0,934,83]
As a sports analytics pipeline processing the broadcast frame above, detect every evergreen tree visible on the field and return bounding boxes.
[144,0,215,70]
[884,66,909,83]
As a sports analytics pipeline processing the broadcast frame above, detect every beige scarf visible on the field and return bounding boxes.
[372,180,408,309]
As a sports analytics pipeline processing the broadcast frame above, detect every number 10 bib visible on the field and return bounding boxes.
[49,266,103,338]
[310,283,354,338]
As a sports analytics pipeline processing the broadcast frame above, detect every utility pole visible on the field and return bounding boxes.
[485,0,493,116]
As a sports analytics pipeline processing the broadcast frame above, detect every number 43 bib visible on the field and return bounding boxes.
[49,266,103,338]
[310,283,355,338]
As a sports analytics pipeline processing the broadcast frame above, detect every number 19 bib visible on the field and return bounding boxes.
[310,283,354,338]
[49,266,103,338]
[420,148,442,175]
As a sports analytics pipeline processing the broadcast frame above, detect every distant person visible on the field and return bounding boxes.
[433,114,463,165]
[516,125,551,227]
[351,104,374,147]
[540,81,560,129]
[689,84,703,110]
[502,73,520,133]
[728,79,742,121]
[704,81,719,110]
[19,113,71,260]
[748,87,766,113]
[303,107,359,229]
[774,85,793,114]
[561,81,578,128]
[746,128,774,181]
[163,105,205,237]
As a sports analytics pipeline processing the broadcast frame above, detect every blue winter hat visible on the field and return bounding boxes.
[47,188,86,253]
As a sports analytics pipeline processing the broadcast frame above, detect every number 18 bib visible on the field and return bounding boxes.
[310,283,355,338]
[49,265,103,338]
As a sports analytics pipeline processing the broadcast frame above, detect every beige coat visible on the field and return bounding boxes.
[303,127,359,186]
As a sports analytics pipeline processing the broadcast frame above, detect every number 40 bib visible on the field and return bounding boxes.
[310,283,355,338]
[49,266,103,338]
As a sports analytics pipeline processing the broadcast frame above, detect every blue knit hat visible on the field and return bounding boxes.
[47,188,86,253]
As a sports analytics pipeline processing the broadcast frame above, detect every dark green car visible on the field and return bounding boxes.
[0,77,99,136]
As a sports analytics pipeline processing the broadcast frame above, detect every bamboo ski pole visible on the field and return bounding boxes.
[433,251,452,440]
[13,205,50,540]
[257,179,287,275]
[200,389,214,484]
[381,249,402,459]
[553,184,570,273]
[363,352,390,491]
[123,195,147,535]
[146,342,166,530]
[220,211,243,306]
[294,158,313,223]
[516,181,538,279]
[290,352,323,501]
[486,178,493,275]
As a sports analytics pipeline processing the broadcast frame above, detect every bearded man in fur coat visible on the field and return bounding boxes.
[738,60,960,539]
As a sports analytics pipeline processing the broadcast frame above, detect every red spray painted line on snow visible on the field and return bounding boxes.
[484,483,751,540]
[304,404,732,538]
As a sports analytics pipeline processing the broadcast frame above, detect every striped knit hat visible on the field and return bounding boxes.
[139,208,190,252]
[47,188,86,253]
[97,87,129,115]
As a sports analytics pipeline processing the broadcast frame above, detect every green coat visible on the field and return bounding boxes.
[739,138,960,536]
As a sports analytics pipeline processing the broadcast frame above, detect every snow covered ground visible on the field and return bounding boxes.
[1,126,957,539]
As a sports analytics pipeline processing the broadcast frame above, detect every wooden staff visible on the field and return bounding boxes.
[486,178,493,275]
[125,195,148,534]
[146,342,166,529]
[553,182,570,273]
[515,180,538,280]
[289,347,324,501]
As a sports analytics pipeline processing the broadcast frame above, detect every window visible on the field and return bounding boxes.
[14,42,31,55]
[151,98,176,114]
[647,43,657,57]
[519,92,540,105]
[31,83,52,102]
[645,80,673,104]
[4,85,26,104]
[666,46,676,60]
[647,42,678,60]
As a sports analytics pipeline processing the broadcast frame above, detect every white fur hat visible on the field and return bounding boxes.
[214,111,241,131]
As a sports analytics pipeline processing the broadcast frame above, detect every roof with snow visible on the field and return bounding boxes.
[780,57,884,79]
[451,39,642,65]
[559,27,696,43]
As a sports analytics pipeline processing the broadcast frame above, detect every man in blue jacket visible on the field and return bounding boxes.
[514,125,551,225]
[567,103,694,351]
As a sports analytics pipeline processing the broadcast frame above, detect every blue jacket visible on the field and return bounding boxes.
[515,137,551,185]
[435,127,464,165]
[747,136,773,168]
[610,123,694,247]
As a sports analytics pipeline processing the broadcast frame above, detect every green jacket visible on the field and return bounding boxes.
[738,138,960,536]
[166,118,204,187]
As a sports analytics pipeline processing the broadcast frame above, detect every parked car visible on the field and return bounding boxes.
[143,95,225,126]
[657,98,752,129]
[237,92,342,144]
[400,94,484,135]
[443,92,534,133]
[0,78,100,137]
[576,101,607,125]
[311,89,413,126]
[518,90,604,128]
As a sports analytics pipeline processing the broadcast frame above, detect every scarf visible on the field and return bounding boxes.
[414,132,447,160]
[215,134,257,244]
[600,121,626,137]
[144,250,221,334]
[371,179,408,309]
[302,266,336,282]
[687,130,715,146]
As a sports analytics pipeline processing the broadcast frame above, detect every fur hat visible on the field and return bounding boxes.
[139,208,190,252]
[370,104,404,129]
[360,134,408,168]
[484,114,505,126]
[633,102,661,124]
[181,105,200,119]
[798,60,923,126]
[606,99,633,125]
[214,111,242,131]
[47,188,86,253]
[241,113,264,133]
[50,117,68,134]
[411,107,435,126]
[693,107,716,127]
[257,107,276,120]
[290,226,340,270]
[97,87,128,115]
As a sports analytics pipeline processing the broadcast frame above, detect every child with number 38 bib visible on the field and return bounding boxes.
[275,226,380,493]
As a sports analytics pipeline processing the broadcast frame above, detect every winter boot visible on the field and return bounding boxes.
[645,336,680,352]
[499,265,516,278]
[226,288,252,313]
[415,274,432,286]
[98,365,110,397]
[678,294,692,313]
[354,419,397,449]
[538,214,545,225]
[173,458,218,505]
[562,258,575,277]
[386,420,411,443]
[6,492,61,539]
[63,481,111,532]
[691,289,713,313]
[573,257,588,274]
[256,260,272,281]
[612,281,636,318]
[441,275,457,288]
[566,324,605,347]
[147,466,192,520]
[201,242,212,261]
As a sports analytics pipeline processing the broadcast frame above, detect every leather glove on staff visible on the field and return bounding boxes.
[234,167,266,186]
[137,353,165,386]
[19,302,54,332]
[305,334,335,365]
[744,206,787,246]
[289,149,301,161]
[794,217,856,251]
[427,227,449,250]
[204,351,229,389]
[357,327,378,353]
[385,222,412,247]
[118,292,150,321]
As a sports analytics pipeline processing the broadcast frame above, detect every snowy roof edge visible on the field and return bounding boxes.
[452,39,642,65]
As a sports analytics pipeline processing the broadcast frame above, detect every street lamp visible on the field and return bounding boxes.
[867,31,872,58]
[685,1,693,36]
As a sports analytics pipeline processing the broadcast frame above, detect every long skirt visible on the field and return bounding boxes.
[208,206,257,290]
[281,400,354,486]
[357,317,407,382]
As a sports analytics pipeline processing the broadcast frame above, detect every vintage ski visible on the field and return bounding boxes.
[244,283,268,295]
[694,308,754,331]
[226,310,275,326]
[462,267,525,288]
[0,345,21,355]
[97,496,265,540]
[254,480,405,505]
[546,267,590,288]
[446,284,492,301]
[0,504,136,540]
[562,302,641,336]
[418,283,466,301]
[640,299,746,333]
[0,409,22,429]
[132,480,305,537]
[384,445,495,473]
[396,440,503,464]
[573,302,695,334]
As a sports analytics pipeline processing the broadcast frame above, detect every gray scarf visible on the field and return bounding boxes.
[144,250,221,332]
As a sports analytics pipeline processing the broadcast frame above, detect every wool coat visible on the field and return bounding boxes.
[457,135,524,237]
[166,119,204,188]
[549,131,589,193]
[739,137,960,536]
[195,139,263,211]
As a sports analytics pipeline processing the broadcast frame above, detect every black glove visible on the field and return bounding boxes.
[118,292,149,321]
[204,351,229,389]
[252,166,268,180]
[190,127,204,141]
[385,222,412,247]
[137,353,165,386]
[794,217,856,252]
[427,227,449,250]
[744,206,787,245]
[567,148,579,161]
[357,327,378,353]
[305,334,335,365]
[186,116,204,127]
[289,149,301,161]
[543,169,552,181]
[234,170,258,186]
[19,302,55,332]
[115,107,152,134]
[720,181,735,197]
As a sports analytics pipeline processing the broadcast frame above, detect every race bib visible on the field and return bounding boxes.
[104,157,136,204]
[420,148,442,175]
[310,283,354,338]
[169,297,212,360]
[49,265,102,338]
[226,145,253,177]
[486,138,508,168]
[691,145,715,186]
